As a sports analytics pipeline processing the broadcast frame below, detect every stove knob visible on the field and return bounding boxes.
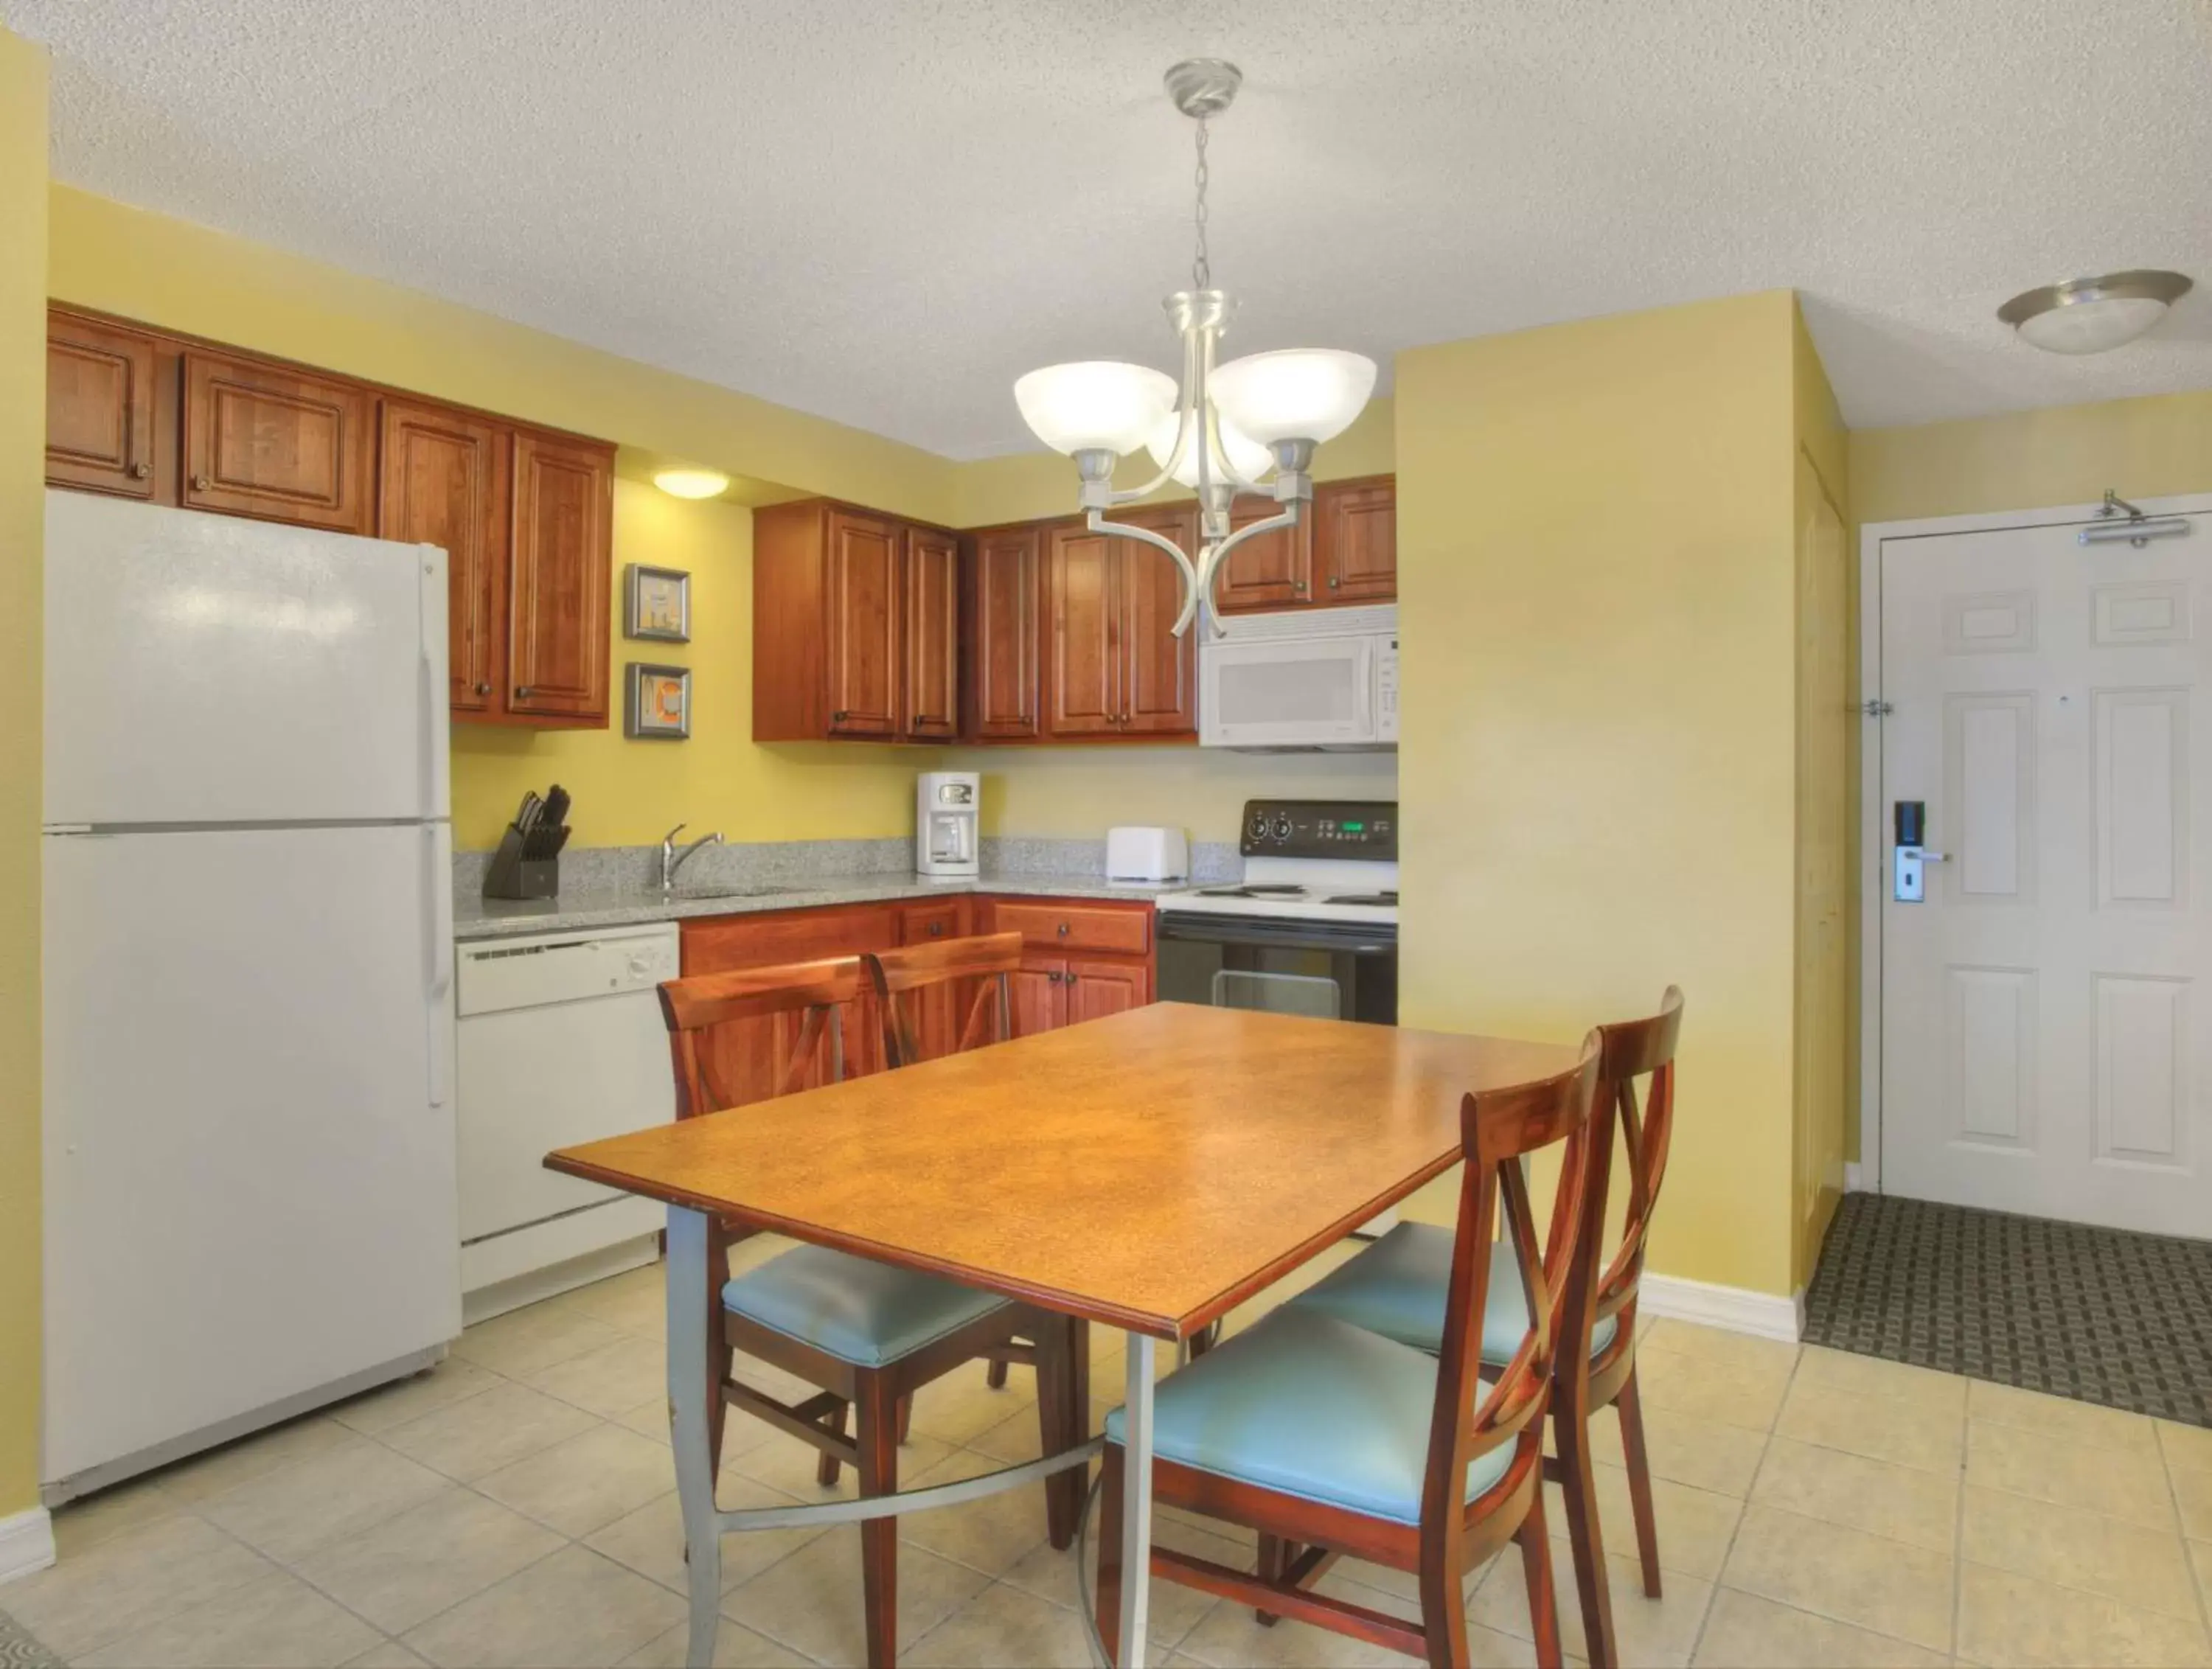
[1249,815,1269,840]
[1273,816,1293,840]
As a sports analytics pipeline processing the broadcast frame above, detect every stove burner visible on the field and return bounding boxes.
[1324,891,1399,907]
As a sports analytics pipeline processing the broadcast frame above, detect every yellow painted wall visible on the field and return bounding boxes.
[1850,390,2212,525]
[1394,293,1803,1297]
[1,24,48,1523]
[1791,300,1851,1284]
[452,483,925,850]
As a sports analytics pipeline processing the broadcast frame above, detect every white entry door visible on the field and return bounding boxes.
[1880,509,2211,1238]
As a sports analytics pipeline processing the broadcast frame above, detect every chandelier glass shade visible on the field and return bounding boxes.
[1012,60,1377,636]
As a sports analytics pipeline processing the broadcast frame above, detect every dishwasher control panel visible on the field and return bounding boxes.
[456,922,681,1019]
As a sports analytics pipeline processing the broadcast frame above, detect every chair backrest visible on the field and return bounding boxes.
[866,932,1023,1068]
[1589,987,1685,1337]
[656,955,872,1116]
[1422,1034,1603,1542]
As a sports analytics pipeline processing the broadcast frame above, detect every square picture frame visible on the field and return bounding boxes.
[625,662,692,739]
[625,563,691,642]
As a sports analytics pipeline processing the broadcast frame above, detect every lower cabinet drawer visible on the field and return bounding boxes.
[989,899,1152,956]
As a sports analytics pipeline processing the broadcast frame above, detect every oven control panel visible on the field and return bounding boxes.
[1239,799,1399,859]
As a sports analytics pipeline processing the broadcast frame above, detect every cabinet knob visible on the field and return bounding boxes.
[474,681,493,697]
[131,461,152,480]
[832,710,849,722]
[1293,581,1307,593]
[1329,576,1341,588]
[1046,970,1062,984]
[515,686,534,700]
[1057,922,1069,936]
[928,921,943,937]
[1065,971,1079,985]
[191,474,210,491]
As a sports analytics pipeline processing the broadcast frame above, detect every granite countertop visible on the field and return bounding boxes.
[453,870,1185,941]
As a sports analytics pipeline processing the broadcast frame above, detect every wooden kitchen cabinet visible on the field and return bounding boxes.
[1315,475,1397,603]
[904,526,961,739]
[182,349,375,534]
[1212,498,1313,614]
[680,904,900,1101]
[1008,951,1154,1034]
[46,306,614,730]
[45,310,166,500]
[978,894,1155,1038]
[1042,504,1198,741]
[753,499,961,742]
[894,898,973,1061]
[379,400,510,716]
[507,431,613,724]
[963,524,1040,739]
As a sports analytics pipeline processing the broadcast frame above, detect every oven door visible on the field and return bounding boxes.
[1155,911,1397,1026]
[1200,634,1377,748]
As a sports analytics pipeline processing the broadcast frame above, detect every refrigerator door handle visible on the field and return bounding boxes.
[417,550,448,821]
[424,821,455,1108]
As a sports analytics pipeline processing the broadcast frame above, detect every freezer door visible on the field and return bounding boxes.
[44,491,449,824]
[42,825,460,1484]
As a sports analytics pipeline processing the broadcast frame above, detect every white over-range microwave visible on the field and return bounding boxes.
[1199,604,1398,750]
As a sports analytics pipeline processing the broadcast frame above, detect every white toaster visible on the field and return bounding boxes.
[1105,826,1189,885]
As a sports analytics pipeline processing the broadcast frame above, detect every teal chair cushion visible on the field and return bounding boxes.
[722,1244,1012,1369]
[1289,1224,1617,1364]
[1102,1309,1514,1525]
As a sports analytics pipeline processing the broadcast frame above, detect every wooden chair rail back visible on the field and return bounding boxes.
[657,955,870,1117]
[1591,986,1686,1328]
[1426,1035,1602,1528]
[867,932,1022,1067]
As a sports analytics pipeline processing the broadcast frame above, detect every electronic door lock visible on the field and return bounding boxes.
[1892,801,1947,902]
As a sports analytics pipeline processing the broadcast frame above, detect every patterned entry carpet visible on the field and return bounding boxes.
[1804,1192,2212,1428]
[0,1607,61,1669]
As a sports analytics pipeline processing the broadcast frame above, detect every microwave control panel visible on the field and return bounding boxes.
[1240,799,1399,859]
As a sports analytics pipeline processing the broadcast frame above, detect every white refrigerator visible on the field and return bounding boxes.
[41,491,461,1499]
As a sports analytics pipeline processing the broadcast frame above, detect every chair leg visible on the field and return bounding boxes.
[815,1397,850,1489]
[1036,1317,1082,1550]
[1094,1442,1124,1665]
[1186,1321,1218,1360]
[855,1375,900,1669]
[1554,1393,1617,1668]
[1417,1537,1472,1667]
[1613,1367,1663,1599]
[1517,1482,1563,1669]
[1253,1533,1287,1626]
[986,1357,1009,1390]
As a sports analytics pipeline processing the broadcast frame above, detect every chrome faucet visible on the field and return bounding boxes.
[660,823,723,890]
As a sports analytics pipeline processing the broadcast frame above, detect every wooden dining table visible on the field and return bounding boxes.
[546,1000,1576,1668]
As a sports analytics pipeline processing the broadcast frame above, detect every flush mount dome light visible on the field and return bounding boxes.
[653,467,731,500]
[1997,270,2193,355]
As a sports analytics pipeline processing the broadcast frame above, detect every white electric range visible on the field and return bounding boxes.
[1154,800,1399,1024]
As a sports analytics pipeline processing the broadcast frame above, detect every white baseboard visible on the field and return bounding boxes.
[1639,1272,1804,1344]
[0,1505,55,1584]
[1845,1163,1868,1193]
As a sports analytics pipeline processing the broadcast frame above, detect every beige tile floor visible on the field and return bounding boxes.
[7,1238,2212,1668]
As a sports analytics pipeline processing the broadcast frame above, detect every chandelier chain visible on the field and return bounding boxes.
[1192,116,1211,291]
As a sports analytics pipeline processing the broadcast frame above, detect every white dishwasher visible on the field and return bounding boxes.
[456,921,680,1322]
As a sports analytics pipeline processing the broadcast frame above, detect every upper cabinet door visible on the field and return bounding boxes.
[967,526,1040,739]
[904,526,959,740]
[507,431,611,722]
[825,509,902,737]
[1211,498,1312,615]
[46,312,163,499]
[1316,476,1397,604]
[379,401,511,717]
[181,350,374,534]
[1117,504,1199,736]
[1044,522,1121,737]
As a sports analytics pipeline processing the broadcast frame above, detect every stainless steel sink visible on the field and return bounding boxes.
[657,885,781,903]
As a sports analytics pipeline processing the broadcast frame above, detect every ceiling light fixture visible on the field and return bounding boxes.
[653,467,731,500]
[1013,60,1377,638]
[1997,269,2193,355]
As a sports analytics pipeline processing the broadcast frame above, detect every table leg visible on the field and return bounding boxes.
[1117,1334,1155,1668]
[666,1207,720,1669]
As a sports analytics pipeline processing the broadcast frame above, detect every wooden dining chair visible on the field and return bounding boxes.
[1094,1035,1604,1668]
[1287,989,1685,1665]
[864,931,1088,1519]
[658,955,1088,1668]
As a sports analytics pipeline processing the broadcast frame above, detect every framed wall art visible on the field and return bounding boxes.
[625,662,692,739]
[625,564,691,642]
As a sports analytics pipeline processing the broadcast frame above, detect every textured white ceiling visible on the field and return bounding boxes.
[10,0,2211,457]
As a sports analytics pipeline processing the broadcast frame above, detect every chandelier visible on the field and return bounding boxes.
[1012,60,1377,638]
